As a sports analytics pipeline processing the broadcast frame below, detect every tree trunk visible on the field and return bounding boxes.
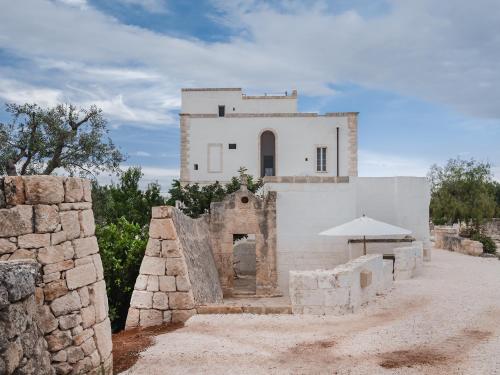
[6,159,17,176]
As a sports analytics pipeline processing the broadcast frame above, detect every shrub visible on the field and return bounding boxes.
[96,218,148,331]
[470,232,497,254]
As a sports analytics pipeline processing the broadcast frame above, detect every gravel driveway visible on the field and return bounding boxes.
[124,249,500,374]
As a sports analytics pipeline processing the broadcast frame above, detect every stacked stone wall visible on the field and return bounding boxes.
[125,206,222,329]
[0,261,53,375]
[434,226,483,256]
[0,176,112,375]
[289,254,392,315]
[393,244,424,280]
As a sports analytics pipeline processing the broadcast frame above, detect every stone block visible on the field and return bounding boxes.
[172,309,196,324]
[140,256,166,276]
[161,240,181,257]
[130,290,153,309]
[64,177,84,202]
[90,349,101,367]
[152,292,169,310]
[9,249,35,260]
[59,313,82,330]
[52,349,67,362]
[53,363,72,375]
[51,230,67,246]
[139,309,163,327]
[166,257,187,276]
[89,280,108,323]
[66,345,84,364]
[151,206,173,219]
[79,209,95,237]
[78,286,90,307]
[93,317,112,359]
[44,279,68,301]
[81,337,96,356]
[51,291,81,317]
[168,292,195,310]
[134,275,148,290]
[73,236,99,258]
[37,305,59,334]
[146,275,159,292]
[42,272,60,284]
[149,218,176,239]
[66,262,97,290]
[4,340,23,373]
[60,211,80,240]
[72,356,92,373]
[125,308,140,329]
[360,270,372,288]
[4,176,25,205]
[159,276,176,292]
[81,305,96,329]
[72,328,94,346]
[43,259,74,274]
[46,329,72,352]
[0,205,33,237]
[145,238,161,257]
[176,276,191,292]
[38,246,64,265]
[82,179,92,202]
[59,202,92,211]
[24,175,64,204]
[0,238,16,254]
[17,233,50,248]
[92,253,104,280]
[34,204,59,233]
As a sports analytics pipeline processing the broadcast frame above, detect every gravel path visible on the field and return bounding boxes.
[124,249,500,374]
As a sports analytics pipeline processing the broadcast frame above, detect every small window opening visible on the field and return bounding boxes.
[233,107,235,111]
[241,196,249,204]
[218,105,225,117]
[229,143,237,150]
[316,147,327,172]
[194,164,198,170]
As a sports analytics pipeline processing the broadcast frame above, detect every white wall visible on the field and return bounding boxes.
[186,115,350,183]
[264,176,430,294]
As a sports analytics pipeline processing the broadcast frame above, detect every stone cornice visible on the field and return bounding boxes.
[179,112,358,118]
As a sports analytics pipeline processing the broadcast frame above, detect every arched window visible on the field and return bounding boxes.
[260,131,276,177]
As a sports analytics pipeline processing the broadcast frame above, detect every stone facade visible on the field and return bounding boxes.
[209,185,278,296]
[289,254,392,315]
[125,206,223,330]
[434,226,483,256]
[0,261,53,375]
[0,176,113,375]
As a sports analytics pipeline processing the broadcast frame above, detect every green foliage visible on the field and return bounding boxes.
[0,102,124,176]
[166,167,263,218]
[428,158,496,229]
[470,232,497,254]
[92,167,166,227]
[96,218,147,331]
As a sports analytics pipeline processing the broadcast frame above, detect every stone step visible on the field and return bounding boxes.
[196,305,292,315]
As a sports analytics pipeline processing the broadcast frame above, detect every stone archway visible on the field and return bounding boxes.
[209,184,278,297]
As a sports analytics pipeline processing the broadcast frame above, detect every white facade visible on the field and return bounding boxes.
[180,88,358,184]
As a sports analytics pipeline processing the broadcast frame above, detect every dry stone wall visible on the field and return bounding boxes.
[393,243,424,280]
[434,226,483,256]
[125,206,222,329]
[0,261,53,375]
[0,176,112,375]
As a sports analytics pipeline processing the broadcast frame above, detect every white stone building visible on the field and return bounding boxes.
[180,88,358,184]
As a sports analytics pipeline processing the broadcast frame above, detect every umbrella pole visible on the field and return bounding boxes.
[363,235,367,255]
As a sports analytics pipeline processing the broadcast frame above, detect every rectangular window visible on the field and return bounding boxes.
[316,147,327,172]
[218,105,225,117]
[228,143,237,150]
[194,164,198,170]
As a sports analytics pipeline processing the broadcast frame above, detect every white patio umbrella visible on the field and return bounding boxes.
[319,215,412,256]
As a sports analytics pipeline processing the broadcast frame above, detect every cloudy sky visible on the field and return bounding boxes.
[0,0,499,190]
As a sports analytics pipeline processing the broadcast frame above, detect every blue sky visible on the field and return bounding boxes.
[0,0,499,191]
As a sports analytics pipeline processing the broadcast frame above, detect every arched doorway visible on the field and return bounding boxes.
[260,130,276,177]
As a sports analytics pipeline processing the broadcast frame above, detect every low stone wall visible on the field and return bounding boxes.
[289,254,393,315]
[125,206,222,329]
[393,244,423,280]
[0,176,112,375]
[0,261,53,375]
[434,226,483,256]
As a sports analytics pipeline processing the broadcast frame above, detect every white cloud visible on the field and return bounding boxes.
[120,0,168,13]
[134,151,152,157]
[0,78,62,107]
[358,150,432,178]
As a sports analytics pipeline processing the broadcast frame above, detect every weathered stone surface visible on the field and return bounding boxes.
[163,310,172,324]
[60,211,80,240]
[75,256,93,267]
[4,339,23,374]
[37,305,58,334]
[52,349,67,362]
[50,291,81,317]
[89,280,108,323]
[168,292,195,310]
[42,272,60,284]
[82,180,92,202]
[64,178,84,203]
[59,202,92,211]
[58,313,82,330]
[92,253,104,280]
[44,280,68,301]
[146,275,159,292]
[66,345,84,364]
[38,246,65,265]
[149,218,176,239]
[35,205,60,233]
[166,257,187,276]
[46,330,72,352]
[151,206,173,219]
[18,233,51,248]
[78,286,89,307]
[125,308,139,329]
[0,205,33,237]
[159,276,176,292]
[130,290,153,309]
[172,309,196,324]
[140,256,166,275]
[0,238,16,254]
[53,362,72,374]
[0,261,39,302]
[43,259,74,274]
[152,292,169,310]
[93,317,112,359]
[24,175,64,204]
[4,176,25,205]
[145,238,161,257]
[161,240,181,258]
[134,275,148,291]
[176,276,191,292]
[80,337,96,356]
[139,309,163,327]
[79,210,95,237]
[66,263,97,290]
[9,248,35,260]
[90,350,101,367]
[81,305,96,329]
[72,328,94,346]
[73,236,99,258]
[51,230,67,246]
